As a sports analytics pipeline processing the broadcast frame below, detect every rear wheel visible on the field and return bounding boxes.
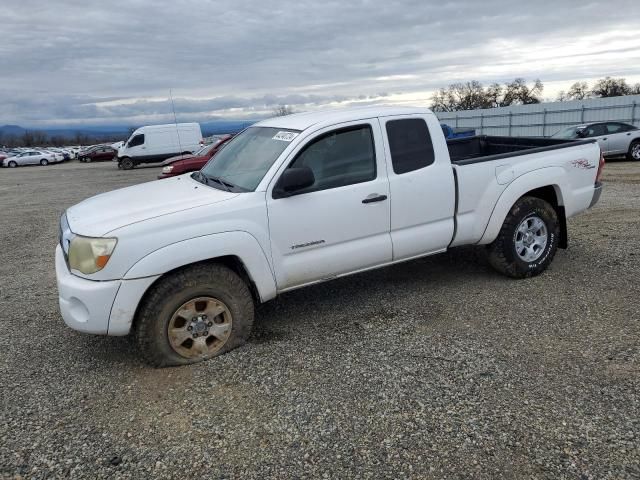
[40,159,48,166]
[134,263,254,367]
[120,157,134,170]
[628,141,640,161]
[488,196,559,278]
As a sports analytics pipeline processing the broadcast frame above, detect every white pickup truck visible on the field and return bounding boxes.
[56,106,604,366]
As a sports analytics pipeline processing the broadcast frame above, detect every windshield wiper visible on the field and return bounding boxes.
[191,170,210,185]
[193,171,238,192]
[207,175,235,192]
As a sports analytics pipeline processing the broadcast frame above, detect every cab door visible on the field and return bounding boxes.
[266,120,392,290]
[605,123,632,155]
[584,124,609,155]
[25,152,38,165]
[125,134,145,159]
[379,114,456,260]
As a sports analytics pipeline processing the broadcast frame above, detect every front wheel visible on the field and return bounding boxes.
[40,159,49,166]
[120,157,134,170]
[8,161,17,168]
[488,196,560,279]
[628,141,640,161]
[134,263,254,367]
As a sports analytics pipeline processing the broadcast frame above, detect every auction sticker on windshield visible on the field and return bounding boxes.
[272,131,299,142]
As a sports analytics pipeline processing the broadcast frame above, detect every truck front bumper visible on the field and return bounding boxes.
[55,245,159,336]
[589,181,603,208]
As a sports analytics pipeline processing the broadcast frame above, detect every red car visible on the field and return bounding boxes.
[79,146,117,162]
[158,135,233,179]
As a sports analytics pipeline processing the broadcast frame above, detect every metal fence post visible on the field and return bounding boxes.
[632,101,637,126]
[581,105,585,123]
[480,113,484,135]
[455,114,458,128]
[542,108,547,137]
[508,112,512,136]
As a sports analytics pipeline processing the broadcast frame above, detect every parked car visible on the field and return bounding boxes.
[56,106,603,366]
[79,146,117,162]
[552,121,640,160]
[158,134,233,179]
[441,123,475,139]
[117,123,203,170]
[2,149,60,167]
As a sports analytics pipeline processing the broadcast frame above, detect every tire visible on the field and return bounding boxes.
[8,161,17,168]
[40,159,49,166]
[120,157,134,170]
[86,157,92,163]
[134,263,254,367]
[487,196,560,279]
[628,141,640,161]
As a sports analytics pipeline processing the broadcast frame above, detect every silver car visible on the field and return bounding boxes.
[552,122,640,160]
[1,150,59,167]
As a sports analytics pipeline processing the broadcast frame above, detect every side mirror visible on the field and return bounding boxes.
[273,167,315,198]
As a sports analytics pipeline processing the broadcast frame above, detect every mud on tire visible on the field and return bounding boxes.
[134,263,254,367]
[488,196,560,279]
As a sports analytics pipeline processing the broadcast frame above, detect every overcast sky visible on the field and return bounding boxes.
[1,0,639,126]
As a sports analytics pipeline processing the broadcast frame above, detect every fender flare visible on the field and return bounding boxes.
[123,231,277,302]
[479,167,567,245]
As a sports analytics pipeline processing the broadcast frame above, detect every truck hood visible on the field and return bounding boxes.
[66,175,238,237]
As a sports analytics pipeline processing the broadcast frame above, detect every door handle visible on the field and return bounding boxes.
[362,194,388,204]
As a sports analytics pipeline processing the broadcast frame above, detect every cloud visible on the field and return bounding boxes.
[1,0,639,125]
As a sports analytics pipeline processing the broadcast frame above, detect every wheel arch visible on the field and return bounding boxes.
[110,232,276,336]
[123,232,277,303]
[479,167,568,246]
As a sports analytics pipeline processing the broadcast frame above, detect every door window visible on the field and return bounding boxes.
[584,124,606,137]
[386,118,435,174]
[605,123,635,133]
[287,125,376,193]
[128,134,145,147]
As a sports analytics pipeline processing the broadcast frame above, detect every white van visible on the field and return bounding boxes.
[118,123,202,169]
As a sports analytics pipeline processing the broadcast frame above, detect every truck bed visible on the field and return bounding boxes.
[447,135,596,165]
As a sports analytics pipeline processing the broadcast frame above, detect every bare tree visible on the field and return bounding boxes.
[431,78,544,111]
[567,81,590,100]
[22,130,35,147]
[501,78,543,106]
[272,105,295,117]
[591,77,632,97]
[32,130,48,146]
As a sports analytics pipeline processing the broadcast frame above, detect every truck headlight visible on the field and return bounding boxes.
[68,236,117,274]
[162,165,174,173]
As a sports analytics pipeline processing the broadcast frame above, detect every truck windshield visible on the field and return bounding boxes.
[200,127,299,191]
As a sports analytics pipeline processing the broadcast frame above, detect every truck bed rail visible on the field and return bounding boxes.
[448,135,597,165]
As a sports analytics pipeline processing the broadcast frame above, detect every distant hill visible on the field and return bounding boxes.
[0,124,131,141]
[0,119,259,143]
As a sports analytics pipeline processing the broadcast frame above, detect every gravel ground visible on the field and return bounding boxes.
[0,159,638,479]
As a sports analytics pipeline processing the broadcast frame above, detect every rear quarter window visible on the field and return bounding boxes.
[386,118,435,174]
